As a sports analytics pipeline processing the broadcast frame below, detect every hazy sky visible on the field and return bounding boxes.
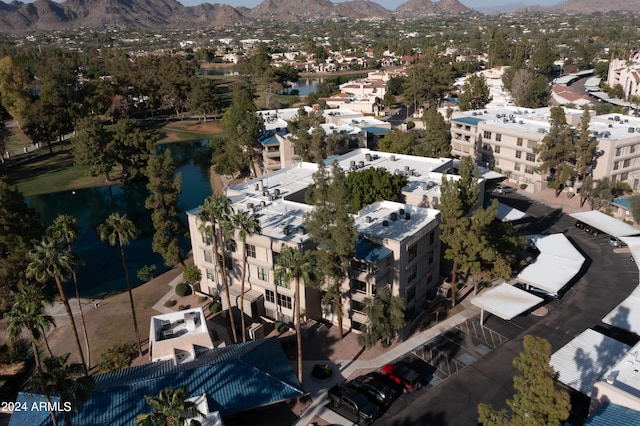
[176,0,562,9]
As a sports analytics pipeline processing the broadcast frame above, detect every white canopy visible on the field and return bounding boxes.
[602,236,640,334]
[571,211,640,237]
[517,234,585,294]
[496,202,530,222]
[550,328,630,396]
[472,282,543,324]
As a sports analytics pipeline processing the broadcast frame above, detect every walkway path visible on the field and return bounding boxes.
[294,300,482,426]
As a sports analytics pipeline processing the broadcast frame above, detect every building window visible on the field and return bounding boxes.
[483,131,492,139]
[226,240,236,252]
[407,265,417,283]
[428,250,434,265]
[202,233,212,246]
[265,289,275,303]
[407,285,416,301]
[525,165,535,175]
[204,250,213,263]
[614,161,619,170]
[494,145,501,153]
[514,163,521,171]
[206,269,214,280]
[351,279,367,293]
[277,293,292,310]
[408,243,418,262]
[515,150,522,159]
[632,145,636,154]
[495,133,502,142]
[526,152,535,162]
[275,273,289,288]
[620,172,629,181]
[258,267,267,281]
[246,244,256,258]
[624,159,631,168]
[429,230,435,246]
[616,147,622,156]
[517,138,523,146]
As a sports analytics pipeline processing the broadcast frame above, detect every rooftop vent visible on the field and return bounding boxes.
[372,154,379,160]
[358,160,365,168]
[365,153,372,161]
[365,216,372,223]
[399,208,405,215]
[390,212,398,221]
[262,190,269,197]
[382,220,389,227]
[630,127,636,133]
[390,155,396,162]
[615,116,621,121]
[273,188,280,197]
[405,213,411,220]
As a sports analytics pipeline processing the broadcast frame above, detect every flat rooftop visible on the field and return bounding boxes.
[601,340,640,399]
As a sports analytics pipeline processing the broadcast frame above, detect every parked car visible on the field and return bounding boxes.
[348,372,399,407]
[609,236,627,247]
[494,184,517,194]
[380,362,422,393]
[327,384,380,425]
[514,282,560,300]
[575,220,586,230]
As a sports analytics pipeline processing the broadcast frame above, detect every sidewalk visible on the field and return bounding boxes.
[294,299,482,426]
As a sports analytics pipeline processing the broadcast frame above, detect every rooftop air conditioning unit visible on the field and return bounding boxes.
[399,208,405,215]
[273,188,280,197]
[297,226,306,235]
[358,161,365,168]
[405,213,411,220]
[247,202,255,210]
[390,155,396,161]
[365,216,372,223]
[365,153,372,161]
[630,127,636,133]
[382,220,389,227]
[390,212,398,221]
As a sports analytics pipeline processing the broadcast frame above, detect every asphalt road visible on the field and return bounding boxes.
[374,192,640,426]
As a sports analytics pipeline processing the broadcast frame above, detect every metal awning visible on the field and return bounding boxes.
[550,328,630,396]
[571,211,640,237]
[472,283,543,324]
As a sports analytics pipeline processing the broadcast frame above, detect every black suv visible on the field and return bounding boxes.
[327,384,380,425]
[348,372,398,407]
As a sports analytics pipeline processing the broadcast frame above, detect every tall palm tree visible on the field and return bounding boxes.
[29,354,95,426]
[230,209,261,343]
[48,214,91,369]
[197,194,239,344]
[98,213,143,357]
[26,236,87,374]
[12,281,56,356]
[7,283,59,426]
[136,386,204,426]
[274,246,316,385]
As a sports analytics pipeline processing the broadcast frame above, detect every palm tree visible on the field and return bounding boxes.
[230,209,261,343]
[274,246,316,385]
[48,214,91,369]
[26,236,87,374]
[197,194,238,343]
[98,213,143,357]
[12,282,56,356]
[7,283,59,426]
[136,386,204,426]
[29,354,95,426]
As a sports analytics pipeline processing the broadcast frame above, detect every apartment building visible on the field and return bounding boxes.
[607,52,640,99]
[188,149,460,336]
[449,106,640,192]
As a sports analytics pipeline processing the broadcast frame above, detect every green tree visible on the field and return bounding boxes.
[287,107,325,162]
[109,119,157,183]
[478,336,570,426]
[521,74,551,108]
[136,386,204,426]
[0,56,31,128]
[534,106,576,197]
[197,194,239,343]
[29,354,95,426]
[404,54,454,110]
[304,161,357,339]
[182,264,201,287]
[71,116,113,181]
[187,78,222,122]
[357,286,405,349]
[530,38,556,75]
[26,236,87,373]
[439,156,479,307]
[629,195,640,223]
[377,129,416,154]
[230,209,261,343]
[145,149,185,267]
[137,265,157,282]
[274,246,316,385]
[0,177,43,310]
[458,74,492,111]
[575,106,599,206]
[98,342,139,372]
[344,167,408,213]
[48,215,91,370]
[419,107,451,158]
[98,213,143,357]
[219,83,263,178]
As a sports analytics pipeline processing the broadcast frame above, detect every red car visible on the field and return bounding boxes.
[380,362,422,393]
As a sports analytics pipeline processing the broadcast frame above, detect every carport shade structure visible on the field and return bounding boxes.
[603,236,640,334]
[472,283,543,324]
[570,210,640,238]
[517,234,585,296]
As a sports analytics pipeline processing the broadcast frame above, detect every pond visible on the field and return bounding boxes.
[25,140,213,297]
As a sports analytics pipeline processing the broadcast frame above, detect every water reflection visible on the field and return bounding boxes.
[26,140,212,297]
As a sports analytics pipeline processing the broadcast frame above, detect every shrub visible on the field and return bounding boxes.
[406,120,415,130]
[519,183,528,190]
[175,282,192,297]
[209,301,221,314]
[163,299,177,308]
[137,264,157,282]
[98,342,139,372]
[178,304,190,311]
[198,295,208,303]
[277,322,290,333]
[311,364,333,380]
[566,191,575,199]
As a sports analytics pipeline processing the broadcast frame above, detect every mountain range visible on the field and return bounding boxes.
[0,0,635,33]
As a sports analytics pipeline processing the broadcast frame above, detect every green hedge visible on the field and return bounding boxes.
[175,282,192,297]
[209,301,221,314]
